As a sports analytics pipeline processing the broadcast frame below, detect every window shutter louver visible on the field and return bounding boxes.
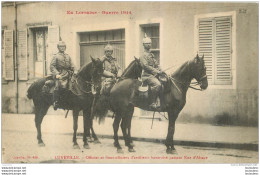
[18,29,28,80]
[215,17,232,85]
[47,26,59,75]
[198,19,214,84]
[198,16,232,85]
[4,30,14,80]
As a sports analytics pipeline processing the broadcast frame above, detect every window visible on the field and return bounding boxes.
[32,27,48,77]
[198,16,233,85]
[141,24,160,62]
[3,30,14,80]
[79,29,125,69]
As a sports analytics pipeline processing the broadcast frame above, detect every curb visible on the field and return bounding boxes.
[94,134,258,151]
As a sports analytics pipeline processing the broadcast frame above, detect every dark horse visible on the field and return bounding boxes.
[96,54,208,154]
[27,57,104,149]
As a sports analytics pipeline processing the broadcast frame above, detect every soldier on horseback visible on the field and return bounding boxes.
[140,35,164,110]
[100,43,122,95]
[50,41,75,110]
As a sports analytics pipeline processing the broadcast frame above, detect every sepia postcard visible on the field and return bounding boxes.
[1,1,258,169]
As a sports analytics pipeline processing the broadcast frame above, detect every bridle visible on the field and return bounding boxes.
[169,60,207,92]
[75,63,103,94]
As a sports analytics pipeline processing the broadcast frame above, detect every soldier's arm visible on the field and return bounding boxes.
[114,58,122,77]
[69,55,75,71]
[50,56,59,75]
[103,70,115,78]
[140,55,160,75]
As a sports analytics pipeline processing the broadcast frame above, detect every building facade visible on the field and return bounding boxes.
[2,2,258,125]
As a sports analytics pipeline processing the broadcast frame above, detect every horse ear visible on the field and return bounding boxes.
[194,54,199,63]
[90,55,97,63]
[134,56,140,61]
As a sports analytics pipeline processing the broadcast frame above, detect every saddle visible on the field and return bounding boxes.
[137,73,169,110]
[42,74,91,96]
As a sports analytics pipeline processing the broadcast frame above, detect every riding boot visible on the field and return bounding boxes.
[53,89,60,110]
[149,92,160,110]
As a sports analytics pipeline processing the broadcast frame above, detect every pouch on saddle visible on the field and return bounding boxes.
[138,73,168,98]
[42,74,88,96]
[42,76,55,94]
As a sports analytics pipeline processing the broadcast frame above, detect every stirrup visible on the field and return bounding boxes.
[53,101,59,110]
[149,103,160,110]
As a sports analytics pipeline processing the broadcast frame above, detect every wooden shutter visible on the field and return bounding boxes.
[47,25,59,75]
[17,29,28,80]
[198,16,232,85]
[215,17,232,85]
[198,19,214,84]
[4,30,14,80]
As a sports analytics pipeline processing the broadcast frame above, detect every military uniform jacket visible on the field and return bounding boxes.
[50,52,75,78]
[102,55,121,76]
[140,50,161,79]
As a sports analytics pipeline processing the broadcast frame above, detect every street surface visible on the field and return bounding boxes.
[1,113,258,163]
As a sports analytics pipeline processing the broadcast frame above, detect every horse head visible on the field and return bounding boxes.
[134,56,143,79]
[90,55,104,92]
[120,56,142,79]
[191,54,208,90]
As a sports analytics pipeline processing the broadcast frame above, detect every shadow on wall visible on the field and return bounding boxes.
[178,112,258,127]
[2,97,35,114]
[2,97,12,113]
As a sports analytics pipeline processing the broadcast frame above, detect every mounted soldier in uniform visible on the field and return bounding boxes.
[100,43,122,95]
[140,35,165,110]
[50,41,76,110]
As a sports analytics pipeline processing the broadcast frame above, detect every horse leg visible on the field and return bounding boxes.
[34,103,49,147]
[113,114,123,153]
[126,106,135,152]
[72,110,80,149]
[83,109,90,149]
[165,109,179,154]
[121,116,133,152]
[90,120,101,144]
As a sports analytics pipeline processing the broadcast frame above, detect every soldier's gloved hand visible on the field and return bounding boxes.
[111,74,116,79]
[56,74,61,79]
[158,71,164,75]
[116,74,121,79]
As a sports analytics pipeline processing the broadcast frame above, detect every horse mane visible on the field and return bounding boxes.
[171,61,190,78]
[120,60,136,78]
[77,61,93,81]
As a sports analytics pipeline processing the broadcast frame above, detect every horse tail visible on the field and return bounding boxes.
[94,95,110,123]
[27,78,46,99]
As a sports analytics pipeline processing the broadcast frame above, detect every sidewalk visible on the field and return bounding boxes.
[1,113,258,151]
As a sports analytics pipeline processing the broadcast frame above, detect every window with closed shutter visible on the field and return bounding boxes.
[198,16,232,85]
[4,30,14,80]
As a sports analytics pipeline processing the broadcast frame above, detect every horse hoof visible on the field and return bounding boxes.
[117,148,124,153]
[166,148,177,154]
[83,144,90,149]
[73,144,80,149]
[129,142,135,147]
[128,148,136,152]
[87,137,94,142]
[38,143,45,147]
[93,140,101,144]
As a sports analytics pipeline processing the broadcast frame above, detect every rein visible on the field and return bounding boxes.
[169,60,207,92]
